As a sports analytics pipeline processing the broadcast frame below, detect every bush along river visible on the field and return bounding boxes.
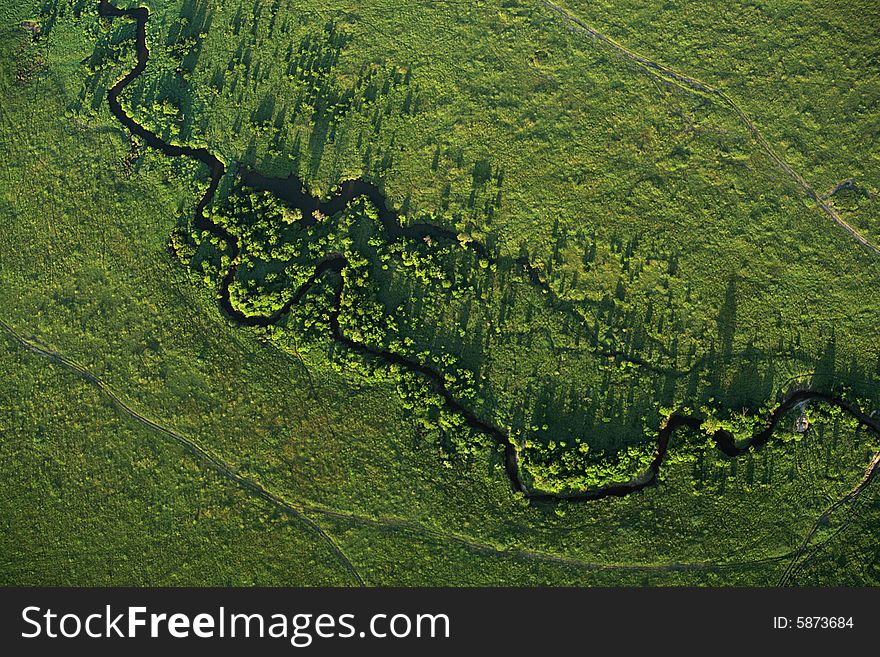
[96,0,880,503]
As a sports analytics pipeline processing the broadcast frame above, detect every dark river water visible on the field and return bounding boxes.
[96,0,880,502]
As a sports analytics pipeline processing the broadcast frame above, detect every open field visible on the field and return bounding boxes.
[1,0,878,584]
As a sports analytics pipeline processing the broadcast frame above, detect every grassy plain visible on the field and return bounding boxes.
[0,0,877,584]
[557,0,880,241]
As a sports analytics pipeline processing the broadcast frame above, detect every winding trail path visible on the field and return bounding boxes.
[777,448,880,585]
[2,316,833,577]
[0,317,366,587]
[538,0,880,257]
[91,0,880,504]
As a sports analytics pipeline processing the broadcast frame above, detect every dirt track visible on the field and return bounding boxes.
[539,0,880,257]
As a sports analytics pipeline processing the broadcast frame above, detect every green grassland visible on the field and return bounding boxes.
[557,0,880,241]
[1,0,878,584]
[0,340,355,586]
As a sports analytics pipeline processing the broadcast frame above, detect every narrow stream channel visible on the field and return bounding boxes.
[96,0,880,502]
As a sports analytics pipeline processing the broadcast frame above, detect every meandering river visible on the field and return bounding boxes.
[96,0,880,502]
